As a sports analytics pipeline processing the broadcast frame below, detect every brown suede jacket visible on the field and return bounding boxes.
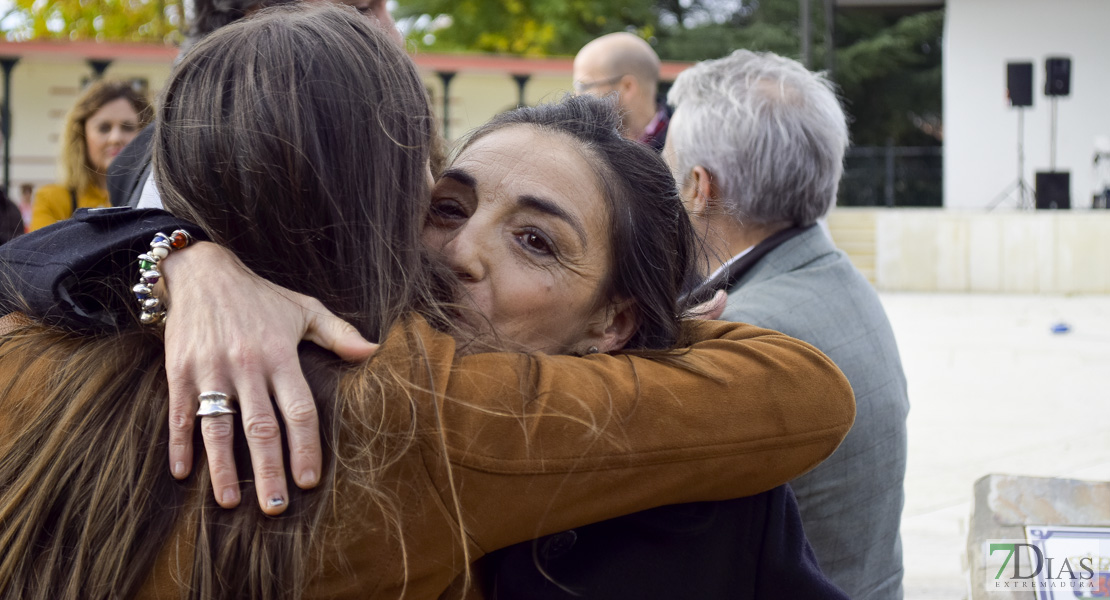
[1,313,853,599]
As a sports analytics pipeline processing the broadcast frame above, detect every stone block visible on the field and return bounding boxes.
[966,474,1110,600]
[936,215,970,291]
[968,217,1002,292]
[999,215,1045,293]
[1054,215,1110,293]
[877,210,939,291]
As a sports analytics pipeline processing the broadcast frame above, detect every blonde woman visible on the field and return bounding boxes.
[29,79,151,231]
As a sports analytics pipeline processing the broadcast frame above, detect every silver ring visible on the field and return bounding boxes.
[196,391,238,417]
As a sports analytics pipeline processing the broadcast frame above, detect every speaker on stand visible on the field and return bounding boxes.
[1036,56,1072,209]
[988,62,1035,210]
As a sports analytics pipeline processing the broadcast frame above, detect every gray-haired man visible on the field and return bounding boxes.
[666,50,909,600]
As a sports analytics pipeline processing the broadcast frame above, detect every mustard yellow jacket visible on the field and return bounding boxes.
[29,184,109,231]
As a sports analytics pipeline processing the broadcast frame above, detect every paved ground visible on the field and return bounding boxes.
[880,293,1110,599]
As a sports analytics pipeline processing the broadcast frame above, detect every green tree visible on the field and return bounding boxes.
[654,0,801,60]
[397,0,658,56]
[2,0,185,43]
[834,9,943,146]
[399,0,943,205]
[400,0,942,146]
[654,1,942,145]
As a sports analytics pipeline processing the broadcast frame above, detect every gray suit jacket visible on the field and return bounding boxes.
[721,225,909,600]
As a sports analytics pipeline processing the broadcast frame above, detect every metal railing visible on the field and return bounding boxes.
[838,144,943,208]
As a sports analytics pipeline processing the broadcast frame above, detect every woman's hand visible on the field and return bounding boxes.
[161,242,377,515]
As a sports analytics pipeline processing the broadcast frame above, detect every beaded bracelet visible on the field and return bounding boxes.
[133,229,193,325]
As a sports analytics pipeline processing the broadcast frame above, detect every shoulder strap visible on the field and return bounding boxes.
[69,188,78,216]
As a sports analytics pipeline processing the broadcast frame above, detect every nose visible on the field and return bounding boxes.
[106,125,126,144]
[439,225,486,284]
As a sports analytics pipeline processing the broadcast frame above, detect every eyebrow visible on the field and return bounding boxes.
[440,168,478,189]
[441,167,589,246]
[517,195,588,247]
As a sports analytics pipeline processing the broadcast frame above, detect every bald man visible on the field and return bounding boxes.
[573,32,670,151]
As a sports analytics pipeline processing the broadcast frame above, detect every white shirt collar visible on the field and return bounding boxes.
[705,245,755,283]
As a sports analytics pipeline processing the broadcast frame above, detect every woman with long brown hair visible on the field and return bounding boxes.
[0,4,852,599]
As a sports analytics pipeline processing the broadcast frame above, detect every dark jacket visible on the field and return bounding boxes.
[483,485,847,600]
[0,207,203,331]
[107,125,155,208]
[0,193,24,245]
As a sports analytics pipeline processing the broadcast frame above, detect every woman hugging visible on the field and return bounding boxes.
[0,4,853,599]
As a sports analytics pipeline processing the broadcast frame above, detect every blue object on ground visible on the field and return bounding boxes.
[1050,322,1070,334]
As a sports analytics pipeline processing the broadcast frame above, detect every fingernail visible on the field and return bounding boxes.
[222,488,238,505]
[173,461,186,478]
[300,470,317,487]
[267,496,286,509]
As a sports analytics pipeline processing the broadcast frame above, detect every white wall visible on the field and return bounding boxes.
[944,0,1110,209]
[827,208,1110,293]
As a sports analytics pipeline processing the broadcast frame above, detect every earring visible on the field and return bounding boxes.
[586,346,599,355]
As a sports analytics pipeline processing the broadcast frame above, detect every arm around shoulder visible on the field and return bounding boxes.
[403,317,854,553]
[0,207,203,331]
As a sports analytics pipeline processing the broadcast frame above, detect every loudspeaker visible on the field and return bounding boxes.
[1006,62,1033,107]
[1045,57,1071,96]
[1035,171,1070,209]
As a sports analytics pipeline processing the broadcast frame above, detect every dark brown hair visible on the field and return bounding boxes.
[459,95,698,351]
[155,3,437,336]
[189,0,296,39]
[0,4,446,599]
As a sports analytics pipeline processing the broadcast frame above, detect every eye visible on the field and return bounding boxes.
[516,228,555,257]
[427,198,467,226]
[98,123,112,134]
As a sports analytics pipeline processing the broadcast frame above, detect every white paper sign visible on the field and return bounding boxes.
[1021,525,1110,599]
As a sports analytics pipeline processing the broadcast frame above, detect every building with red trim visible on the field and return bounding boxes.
[0,40,690,193]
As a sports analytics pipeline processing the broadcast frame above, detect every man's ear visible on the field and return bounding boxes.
[618,74,638,99]
[585,298,639,353]
[684,165,716,218]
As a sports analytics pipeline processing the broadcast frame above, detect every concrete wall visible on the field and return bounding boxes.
[944,0,1110,209]
[828,208,1110,293]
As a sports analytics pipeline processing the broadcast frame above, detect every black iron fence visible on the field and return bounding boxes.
[838,144,943,208]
